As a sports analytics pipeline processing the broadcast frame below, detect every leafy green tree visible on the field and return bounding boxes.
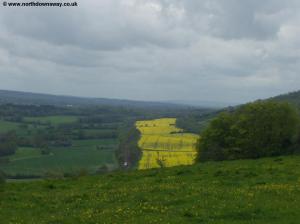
[0,170,5,185]
[199,101,300,161]
[96,165,109,174]
[116,124,141,169]
[0,131,18,157]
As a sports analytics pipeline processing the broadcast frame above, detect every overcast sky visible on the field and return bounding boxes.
[1,0,300,104]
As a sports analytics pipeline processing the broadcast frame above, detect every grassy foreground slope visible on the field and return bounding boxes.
[1,156,300,224]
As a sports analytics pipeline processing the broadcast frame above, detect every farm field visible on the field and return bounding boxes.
[9,147,42,161]
[72,139,117,148]
[0,120,20,133]
[23,115,78,125]
[0,139,118,177]
[1,155,300,223]
[0,106,123,178]
[136,118,199,169]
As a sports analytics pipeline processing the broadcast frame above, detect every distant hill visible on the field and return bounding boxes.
[166,100,237,108]
[270,90,300,107]
[175,90,300,134]
[0,90,188,108]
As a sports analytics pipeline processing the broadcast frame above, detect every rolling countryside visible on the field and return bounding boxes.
[2,1,300,223]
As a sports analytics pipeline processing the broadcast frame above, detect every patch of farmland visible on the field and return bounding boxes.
[136,118,199,169]
[0,148,117,176]
[72,139,117,147]
[0,139,118,177]
[0,120,20,133]
[23,115,78,125]
[8,147,42,161]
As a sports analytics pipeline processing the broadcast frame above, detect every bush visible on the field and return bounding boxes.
[199,101,300,161]
[96,165,109,174]
[0,131,17,157]
[0,170,5,185]
[41,147,51,155]
[44,171,64,180]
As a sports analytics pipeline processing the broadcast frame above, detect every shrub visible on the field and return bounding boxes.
[44,171,64,180]
[41,147,51,155]
[0,131,18,157]
[156,159,166,168]
[0,170,5,185]
[96,165,109,174]
[199,101,300,161]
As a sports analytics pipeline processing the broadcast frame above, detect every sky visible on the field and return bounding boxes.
[0,0,300,105]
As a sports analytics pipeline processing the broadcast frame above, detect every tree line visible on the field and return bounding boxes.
[0,132,18,157]
[198,101,300,161]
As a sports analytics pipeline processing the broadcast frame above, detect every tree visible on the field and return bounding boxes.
[0,170,5,185]
[199,101,300,161]
[116,124,141,169]
[96,165,109,174]
[0,131,18,157]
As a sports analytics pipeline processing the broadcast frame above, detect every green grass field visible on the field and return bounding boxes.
[1,155,300,223]
[9,147,42,161]
[0,139,118,177]
[24,115,78,125]
[82,129,116,134]
[0,121,48,137]
[72,139,117,148]
[0,113,119,177]
[0,120,20,133]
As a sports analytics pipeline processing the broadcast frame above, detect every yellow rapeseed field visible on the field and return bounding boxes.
[136,118,199,169]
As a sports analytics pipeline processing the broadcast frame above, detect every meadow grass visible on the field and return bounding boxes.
[0,155,300,223]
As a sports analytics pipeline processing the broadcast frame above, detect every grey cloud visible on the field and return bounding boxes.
[0,0,300,104]
[1,1,195,51]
